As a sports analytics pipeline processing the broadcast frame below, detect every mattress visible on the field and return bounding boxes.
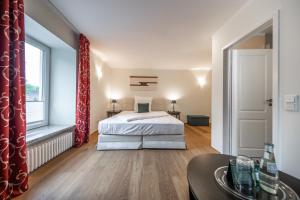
[143,134,185,141]
[98,111,184,136]
[98,134,142,142]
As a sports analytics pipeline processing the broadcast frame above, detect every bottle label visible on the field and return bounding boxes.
[267,162,278,174]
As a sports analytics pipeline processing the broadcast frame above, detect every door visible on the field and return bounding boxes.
[232,49,272,157]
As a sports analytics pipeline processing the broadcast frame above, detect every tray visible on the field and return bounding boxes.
[214,166,299,200]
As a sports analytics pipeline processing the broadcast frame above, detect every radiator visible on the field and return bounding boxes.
[27,131,74,173]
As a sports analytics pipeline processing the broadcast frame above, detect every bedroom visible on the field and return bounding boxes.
[1,0,300,199]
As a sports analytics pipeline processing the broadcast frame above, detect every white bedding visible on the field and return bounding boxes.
[98,111,184,136]
[125,111,169,122]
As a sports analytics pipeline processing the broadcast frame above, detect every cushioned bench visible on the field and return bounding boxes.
[187,115,209,126]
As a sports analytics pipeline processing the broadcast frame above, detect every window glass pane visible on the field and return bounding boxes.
[26,102,44,123]
[25,42,45,125]
[25,43,43,101]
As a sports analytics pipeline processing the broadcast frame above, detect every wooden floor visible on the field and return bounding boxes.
[17,125,217,200]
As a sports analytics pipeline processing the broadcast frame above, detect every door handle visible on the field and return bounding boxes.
[265,99,272,106]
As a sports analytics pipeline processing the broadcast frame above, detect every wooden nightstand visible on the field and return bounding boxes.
[167,111,181,120]
[107,110,121,118]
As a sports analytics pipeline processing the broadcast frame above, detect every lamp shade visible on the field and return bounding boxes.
[112,99,117,103]
[171,100,176,104]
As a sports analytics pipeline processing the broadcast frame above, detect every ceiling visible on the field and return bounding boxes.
[49,0,247,69]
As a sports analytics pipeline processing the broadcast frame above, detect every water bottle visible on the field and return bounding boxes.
[259,143,279,195]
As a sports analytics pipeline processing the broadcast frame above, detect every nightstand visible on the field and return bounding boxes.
[107,110,121,118]
[167,111,181,120]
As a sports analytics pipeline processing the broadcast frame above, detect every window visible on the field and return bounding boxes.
[25,37,50,130]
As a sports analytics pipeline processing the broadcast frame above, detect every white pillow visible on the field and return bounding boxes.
[134,96,152,112]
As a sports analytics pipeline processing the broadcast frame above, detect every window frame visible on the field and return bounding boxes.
[25,36,50,130]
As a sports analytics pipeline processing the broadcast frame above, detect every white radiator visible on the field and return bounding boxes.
[27,131,74,173]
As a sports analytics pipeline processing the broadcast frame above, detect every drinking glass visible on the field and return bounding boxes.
[235,155,255,196]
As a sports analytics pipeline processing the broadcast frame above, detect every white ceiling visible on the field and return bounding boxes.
[50,0,247,69]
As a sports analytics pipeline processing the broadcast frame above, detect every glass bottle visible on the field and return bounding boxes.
[259,143,279,195]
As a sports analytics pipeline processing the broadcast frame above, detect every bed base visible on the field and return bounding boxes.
[96,134,186,150]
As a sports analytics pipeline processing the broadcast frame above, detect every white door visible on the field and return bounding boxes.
[232,49,272,157]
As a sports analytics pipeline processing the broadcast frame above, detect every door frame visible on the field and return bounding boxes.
[222,11,280,166]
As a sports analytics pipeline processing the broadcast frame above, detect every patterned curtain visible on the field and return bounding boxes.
[0,0,28,199]
[75,34,90,147]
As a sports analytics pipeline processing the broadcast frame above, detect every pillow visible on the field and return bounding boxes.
[134,96,152,112]
[137,103,149,113]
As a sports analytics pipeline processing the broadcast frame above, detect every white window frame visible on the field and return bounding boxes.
[25,36,50,130]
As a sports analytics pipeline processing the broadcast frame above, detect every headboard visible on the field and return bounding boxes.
[117,98,169,111]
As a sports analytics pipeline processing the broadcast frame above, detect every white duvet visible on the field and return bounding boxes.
[98,111,184,136]
[125,111,169,122]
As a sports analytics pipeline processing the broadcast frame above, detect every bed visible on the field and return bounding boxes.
[97,111,186,150]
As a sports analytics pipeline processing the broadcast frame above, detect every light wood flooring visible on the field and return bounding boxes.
[17,124,217,200]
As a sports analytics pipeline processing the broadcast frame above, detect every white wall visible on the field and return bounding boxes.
[24,0,78,49]
[279,0,300,179]
[90,53,112,133]
[49,48,77,125]
[109,68,212,123]
[212,0,300,178]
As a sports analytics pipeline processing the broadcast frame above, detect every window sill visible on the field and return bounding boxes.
[26,125,75,147]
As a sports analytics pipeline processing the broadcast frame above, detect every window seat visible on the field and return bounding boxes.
[26,125,75,147]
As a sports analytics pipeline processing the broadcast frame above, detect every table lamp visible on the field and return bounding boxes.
[171,100,176,112]
[112,99,117,111]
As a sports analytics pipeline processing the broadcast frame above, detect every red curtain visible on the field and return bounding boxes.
[75,34,90,147]
[0,0,28,199]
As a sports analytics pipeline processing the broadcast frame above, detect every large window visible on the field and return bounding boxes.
[25,37,50,130]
